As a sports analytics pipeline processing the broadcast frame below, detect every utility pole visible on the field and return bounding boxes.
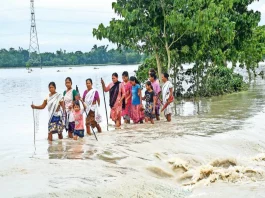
[29,0,41,69]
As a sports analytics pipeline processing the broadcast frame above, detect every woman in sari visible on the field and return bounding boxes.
[130,76,144,124]
[122,71,132,124]
[63,77,78,138]
[149,68,160,84]
[149,72,161,121]
[31,82,64,141]
[101,73,125,129]
[83,78,102,135]
[161,73,174,122]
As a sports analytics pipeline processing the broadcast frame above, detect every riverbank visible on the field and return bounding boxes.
[0,63,140,69]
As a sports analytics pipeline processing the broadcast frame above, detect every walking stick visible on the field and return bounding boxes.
[101,78,109,131]
[76,86,98,141]
[32,101,36,145]
[62,97,68,133]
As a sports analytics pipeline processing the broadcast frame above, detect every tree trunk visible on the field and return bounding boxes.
[247,67,252,83]
[155,53,162,82]
[196,62,199,97]
[173,63,177,97]
[165,42,171,73]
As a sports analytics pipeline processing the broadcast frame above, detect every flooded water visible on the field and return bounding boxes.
[0,64,265,198]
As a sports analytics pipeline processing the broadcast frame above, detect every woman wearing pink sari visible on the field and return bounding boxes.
[122,71,132,124]
[101,73,125,129]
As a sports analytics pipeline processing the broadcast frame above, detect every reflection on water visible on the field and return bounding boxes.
[48,139,99,160]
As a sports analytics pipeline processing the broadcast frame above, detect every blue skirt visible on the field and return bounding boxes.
[48,115,63,134]
[74,129,84,138]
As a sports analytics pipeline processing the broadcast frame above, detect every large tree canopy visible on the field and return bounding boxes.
[93,0,265,97]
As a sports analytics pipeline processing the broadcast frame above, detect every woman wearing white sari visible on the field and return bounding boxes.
[82,79,102,135]
[31,82,64,141]
[162,73,174,122]
[63,77,78,138]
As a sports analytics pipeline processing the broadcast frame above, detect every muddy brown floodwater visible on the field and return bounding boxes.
[0,64,265,198]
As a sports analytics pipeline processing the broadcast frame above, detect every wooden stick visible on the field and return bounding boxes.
[76,85,98,141]
[101,78,109,131]
[32,101,36,145]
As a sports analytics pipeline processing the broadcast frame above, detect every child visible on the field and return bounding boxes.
[142,81,156,124]
[73,100,86,140]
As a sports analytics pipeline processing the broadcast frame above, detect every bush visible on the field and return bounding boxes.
[199,67,247,97]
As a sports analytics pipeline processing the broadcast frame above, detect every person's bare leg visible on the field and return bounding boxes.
[166,114,171,122]
[48,132,53,141]
[73,135,78,140]
[119,117,122,127]
[96,124,102,133]
[145,117,148,123]
[156,114,160,121]
[151,119,154,124]
[86,125,92,135]
[115,120,121,129]
[68,131,73,138]
[58,133,63,139]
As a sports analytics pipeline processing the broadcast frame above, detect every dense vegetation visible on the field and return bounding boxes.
[0,45,144,67]
[93,0,265,98]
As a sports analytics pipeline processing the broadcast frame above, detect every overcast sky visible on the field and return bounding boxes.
[0,0,264,52]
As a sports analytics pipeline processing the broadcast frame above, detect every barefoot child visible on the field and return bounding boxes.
[142,81,156,124]
[73,100,87,140]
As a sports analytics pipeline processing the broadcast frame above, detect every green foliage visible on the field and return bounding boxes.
[136,57,157,83]
[0,45,144,67]
[199,67,247,97]
[92,0,264,98]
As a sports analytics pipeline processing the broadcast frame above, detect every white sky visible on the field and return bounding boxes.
[0,0,264,52]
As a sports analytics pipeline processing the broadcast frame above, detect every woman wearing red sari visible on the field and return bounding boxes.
[121,71,132,124]
[101,73,125,129]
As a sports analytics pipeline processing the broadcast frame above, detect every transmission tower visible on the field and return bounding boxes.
[29,0,41,68]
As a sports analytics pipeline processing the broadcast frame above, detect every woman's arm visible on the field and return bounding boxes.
[101,79,110,92]
[153,95,157,113]
[126,88,132,102]
[59,100,64,109]
[31,100,47,110]
[120,84,126,102]
[80,98,87,109]
[138,88,142,105]
[169,87,173,98]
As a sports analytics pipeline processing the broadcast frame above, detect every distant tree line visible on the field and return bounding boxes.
[0,45,145,67]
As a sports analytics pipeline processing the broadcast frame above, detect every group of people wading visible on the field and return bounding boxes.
[31,69,173,141]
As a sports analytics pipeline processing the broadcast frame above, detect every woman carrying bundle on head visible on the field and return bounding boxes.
[101,73,125,129]
[83,78,102,135]
[129,76,144,124]
[122,71,132,124]
[31,82,64,141]
[142,81,156,124]
[63,77,78,138]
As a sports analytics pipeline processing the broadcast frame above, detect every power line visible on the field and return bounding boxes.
[0,7,114,14]
[0,19,108,25]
